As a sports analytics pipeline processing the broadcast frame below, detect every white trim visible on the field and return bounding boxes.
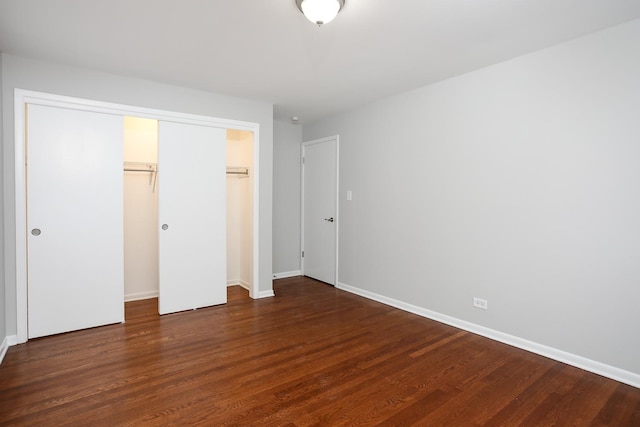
[334,136,340,286]
[0,336,17,365]
[14,92,27,344]
[300,135,340,286]
[227,280,251,292]
[273,270,302,279]
[124,291,159,302]
[256,290,276,299]
[14,89,263,344]
[0,337,9,364]
[300,141,304,277]
[250,126,261,300]
[337,281,640,389]
[15,90,258,130]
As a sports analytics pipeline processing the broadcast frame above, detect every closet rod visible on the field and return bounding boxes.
[123,162,157,173]
[226,167,249,177]
[124,162,158,192]
[123,163,248,176]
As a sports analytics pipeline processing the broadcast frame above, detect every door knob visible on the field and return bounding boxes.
[31,228,42,236]
[324,217,334,223]
[161,224,169,230]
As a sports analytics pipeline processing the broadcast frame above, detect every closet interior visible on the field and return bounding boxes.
[123,116,254,307]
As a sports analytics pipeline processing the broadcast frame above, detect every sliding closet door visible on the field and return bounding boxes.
[158,121,227,314]
[27,104,124,338]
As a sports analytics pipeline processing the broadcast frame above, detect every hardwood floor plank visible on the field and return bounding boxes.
[592,383,640,426]
[1,277,639,426]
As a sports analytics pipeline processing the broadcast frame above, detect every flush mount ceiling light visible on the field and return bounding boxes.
[296,0,345,27]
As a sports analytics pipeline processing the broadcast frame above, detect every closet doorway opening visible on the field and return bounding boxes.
[123,117,255,310]
[123,117,159,303]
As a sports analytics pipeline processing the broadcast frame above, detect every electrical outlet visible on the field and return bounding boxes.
[473,297,488,310]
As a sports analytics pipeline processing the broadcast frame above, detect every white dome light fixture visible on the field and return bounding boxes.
[296,0,345,27]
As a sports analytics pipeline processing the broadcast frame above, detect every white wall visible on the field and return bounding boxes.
[227,130,253,287]
[123,116,159,301]
[2,54,274,337]
[303,20,640,381]
[273,120,302,276]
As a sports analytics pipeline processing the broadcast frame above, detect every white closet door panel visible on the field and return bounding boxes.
[158,121,227,315]
[27,104,124,338]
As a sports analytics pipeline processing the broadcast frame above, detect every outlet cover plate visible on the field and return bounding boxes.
[473,297,488,310]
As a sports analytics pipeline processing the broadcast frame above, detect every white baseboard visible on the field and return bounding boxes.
[0,336,8,365]
[124,290,159,302]
[256,290,275,299]
[228,281,271,298]
[0,335,17,365]
[273,270,301,279]
[337,281,640,389]
[228,280,251,292]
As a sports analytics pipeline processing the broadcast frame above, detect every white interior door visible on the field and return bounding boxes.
[27,104,124,338]
[303,137,338,285]
[158,121,227,314]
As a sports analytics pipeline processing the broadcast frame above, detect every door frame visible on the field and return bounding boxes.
[300,135,340,285]
[14,89,262,343]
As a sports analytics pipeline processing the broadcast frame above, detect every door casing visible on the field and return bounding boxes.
[13,89,262,343]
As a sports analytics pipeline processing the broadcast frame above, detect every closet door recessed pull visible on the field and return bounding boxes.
[31,228,42,236]
[161,224,169,230]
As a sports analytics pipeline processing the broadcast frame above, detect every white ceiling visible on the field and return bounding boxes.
[1,0,639,124]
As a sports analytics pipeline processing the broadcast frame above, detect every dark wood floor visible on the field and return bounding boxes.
[1,277,639,426]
